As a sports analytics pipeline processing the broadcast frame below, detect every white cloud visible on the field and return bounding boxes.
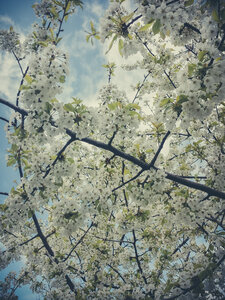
[0,53,21,103]
[103,40,145,101]
[87,1,105,18]
[0,15,15,27]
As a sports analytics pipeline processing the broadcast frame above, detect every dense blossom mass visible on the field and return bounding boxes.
[0,0,225,299]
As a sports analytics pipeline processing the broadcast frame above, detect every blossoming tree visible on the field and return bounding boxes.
[0,0,225,299]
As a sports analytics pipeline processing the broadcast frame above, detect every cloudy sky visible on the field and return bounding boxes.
[0,0,146,298]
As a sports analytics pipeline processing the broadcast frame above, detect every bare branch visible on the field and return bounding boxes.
[132,71,151,103]
[0,116,9,123]
[66,129,225,200]
[112,169,144,192]
[0,192,9,196]
[0,98,28,116]
[132,229,148,284]
[149,130,171,166]
[63,222,93,262]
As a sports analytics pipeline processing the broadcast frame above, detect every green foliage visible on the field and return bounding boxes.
[152,19,161,35]
[106,34,118,54]
[86,21,100,45]
[184,0,194,7]
[138,22,153,32]
[64,211,79,221]
[118,38,124,56]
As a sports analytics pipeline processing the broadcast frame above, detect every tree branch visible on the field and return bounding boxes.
[132,229,147,284]
[43,137,74,178]
[112,169,144,192]
[66,129,225,200]
[107,264,126,283]
[0,116,9,123]
[149,130,171,166]
[32,213,55,257]
[132,71,151,103]
[0,98,28,116]
[63,222,93,262]
[0,192,9,196]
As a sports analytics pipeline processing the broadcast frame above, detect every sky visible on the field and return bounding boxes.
[0,0,144,298]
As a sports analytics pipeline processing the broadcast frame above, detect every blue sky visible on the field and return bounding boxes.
[0,0,144,298]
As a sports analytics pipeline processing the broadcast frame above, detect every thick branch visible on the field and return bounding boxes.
[0,192,9,196]
[0,98,28,116]
[32,213,55,257]
[66,129,225,200]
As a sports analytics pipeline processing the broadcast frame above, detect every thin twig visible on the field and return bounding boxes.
[63,222,93,262]
[132,71,151,103]
[149,130,171,166]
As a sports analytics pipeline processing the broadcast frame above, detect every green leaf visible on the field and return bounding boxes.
[118,38,124,56]
[124,168,131,176]
[110,16,120,25]
[121,12,134,23]
[184,0,194,7]
[59,75,66,83]
[139,23,152,32]
[38,41,48,47]
[108,102,122,110]
[212,9,220,22]
[160,31,166,39]
[188,63,197,77]
[106,34,118,54]
[126,103,140,110]
[71,0,83,8]
[198,50,207,62]
[64,103,75,112]
[176,94,188,104]
[0,204,8,212]
[90,20,94,31]
[160,98,173,107]
[56,37,62,44]
[28,210,33,218]
[72,97,83,105]
[94,35,100,40]
[67,158,74,164]
[7,157,16,167]
[152,19,161,35]
[50,6,59,19]
[45,102,53,114]
[52,0,64,7]
[49,28,54,39]
[50,98,59,103]
[24,75,33,84]
[65,1,71,13]
[64,14,69,22]
[86,34,91,42]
